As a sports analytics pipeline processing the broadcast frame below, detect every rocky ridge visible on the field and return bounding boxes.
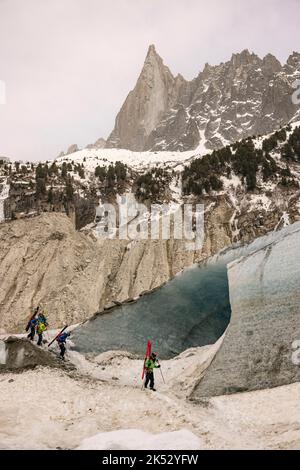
[106,46,300,152]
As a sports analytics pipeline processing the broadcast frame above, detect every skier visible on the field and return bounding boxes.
[36,320,47,346]
[144,352,160,392]
[25,305,40,340]
[37,311,48,327]
[27,317,38,341]
[56,331,71,360]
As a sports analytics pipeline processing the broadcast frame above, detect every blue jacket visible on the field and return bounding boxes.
[57,333,70,344]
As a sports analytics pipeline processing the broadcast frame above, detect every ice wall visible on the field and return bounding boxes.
[0,341,7,365]
[73,261,231,359]
[192,223,300,398]
[0,179,9,223]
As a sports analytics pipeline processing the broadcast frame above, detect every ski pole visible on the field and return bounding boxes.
[159,366,165,384]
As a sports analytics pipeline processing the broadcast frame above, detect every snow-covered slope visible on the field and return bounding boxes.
[55,121,300,239]
[1,343,300,450]
[56,120,300,174]
[56,147,199,174]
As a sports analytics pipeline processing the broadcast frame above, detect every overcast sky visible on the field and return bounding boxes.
[0,0,299,162]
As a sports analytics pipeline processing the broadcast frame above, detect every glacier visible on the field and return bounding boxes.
[73,221,300,365]
[192,222,300,398]
[0,178,9,223]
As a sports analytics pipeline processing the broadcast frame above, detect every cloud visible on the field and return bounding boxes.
[0,0,299,161]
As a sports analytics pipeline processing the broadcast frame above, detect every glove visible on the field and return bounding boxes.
[157,365,161,368]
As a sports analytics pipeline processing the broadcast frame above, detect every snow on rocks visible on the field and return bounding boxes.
[220,174,241,191]
[274,211,290,230]
[248,194,272,212]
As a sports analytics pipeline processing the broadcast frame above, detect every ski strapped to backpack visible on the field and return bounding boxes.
[25,306,40,332]
[142,340,152,380]
[48,326,68,348]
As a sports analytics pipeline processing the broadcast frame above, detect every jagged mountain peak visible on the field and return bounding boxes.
[139,44,174,83]
[144,43,164,66]
[230,49,261,67]
[287,51,300,67]
[105,48,300,153]
[105,44,180,151]
[263,52,281,63]
[231,48,252,59]
[146,43,158,57]
[262,53,282,72]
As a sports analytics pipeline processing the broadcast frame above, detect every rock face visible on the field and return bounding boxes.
[106,47,300,152]
[106,45,189,151]
[0,213,116,333]
[191,223,300,398]
[0,201,239,333]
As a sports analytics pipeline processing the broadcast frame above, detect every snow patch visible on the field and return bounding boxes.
[220,174,241,190]
[77,429,202,450]
[249,194,272,212]
[274,211,290,231]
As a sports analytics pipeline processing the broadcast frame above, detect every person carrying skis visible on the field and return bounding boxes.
[144,352,160,392]
[26,305,40,340]
[56,331,71,360]
[37,311,48,328]
[27,317,38,341]
[36,320,47,346]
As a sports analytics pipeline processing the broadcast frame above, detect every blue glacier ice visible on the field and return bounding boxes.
[73,222,300,361]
